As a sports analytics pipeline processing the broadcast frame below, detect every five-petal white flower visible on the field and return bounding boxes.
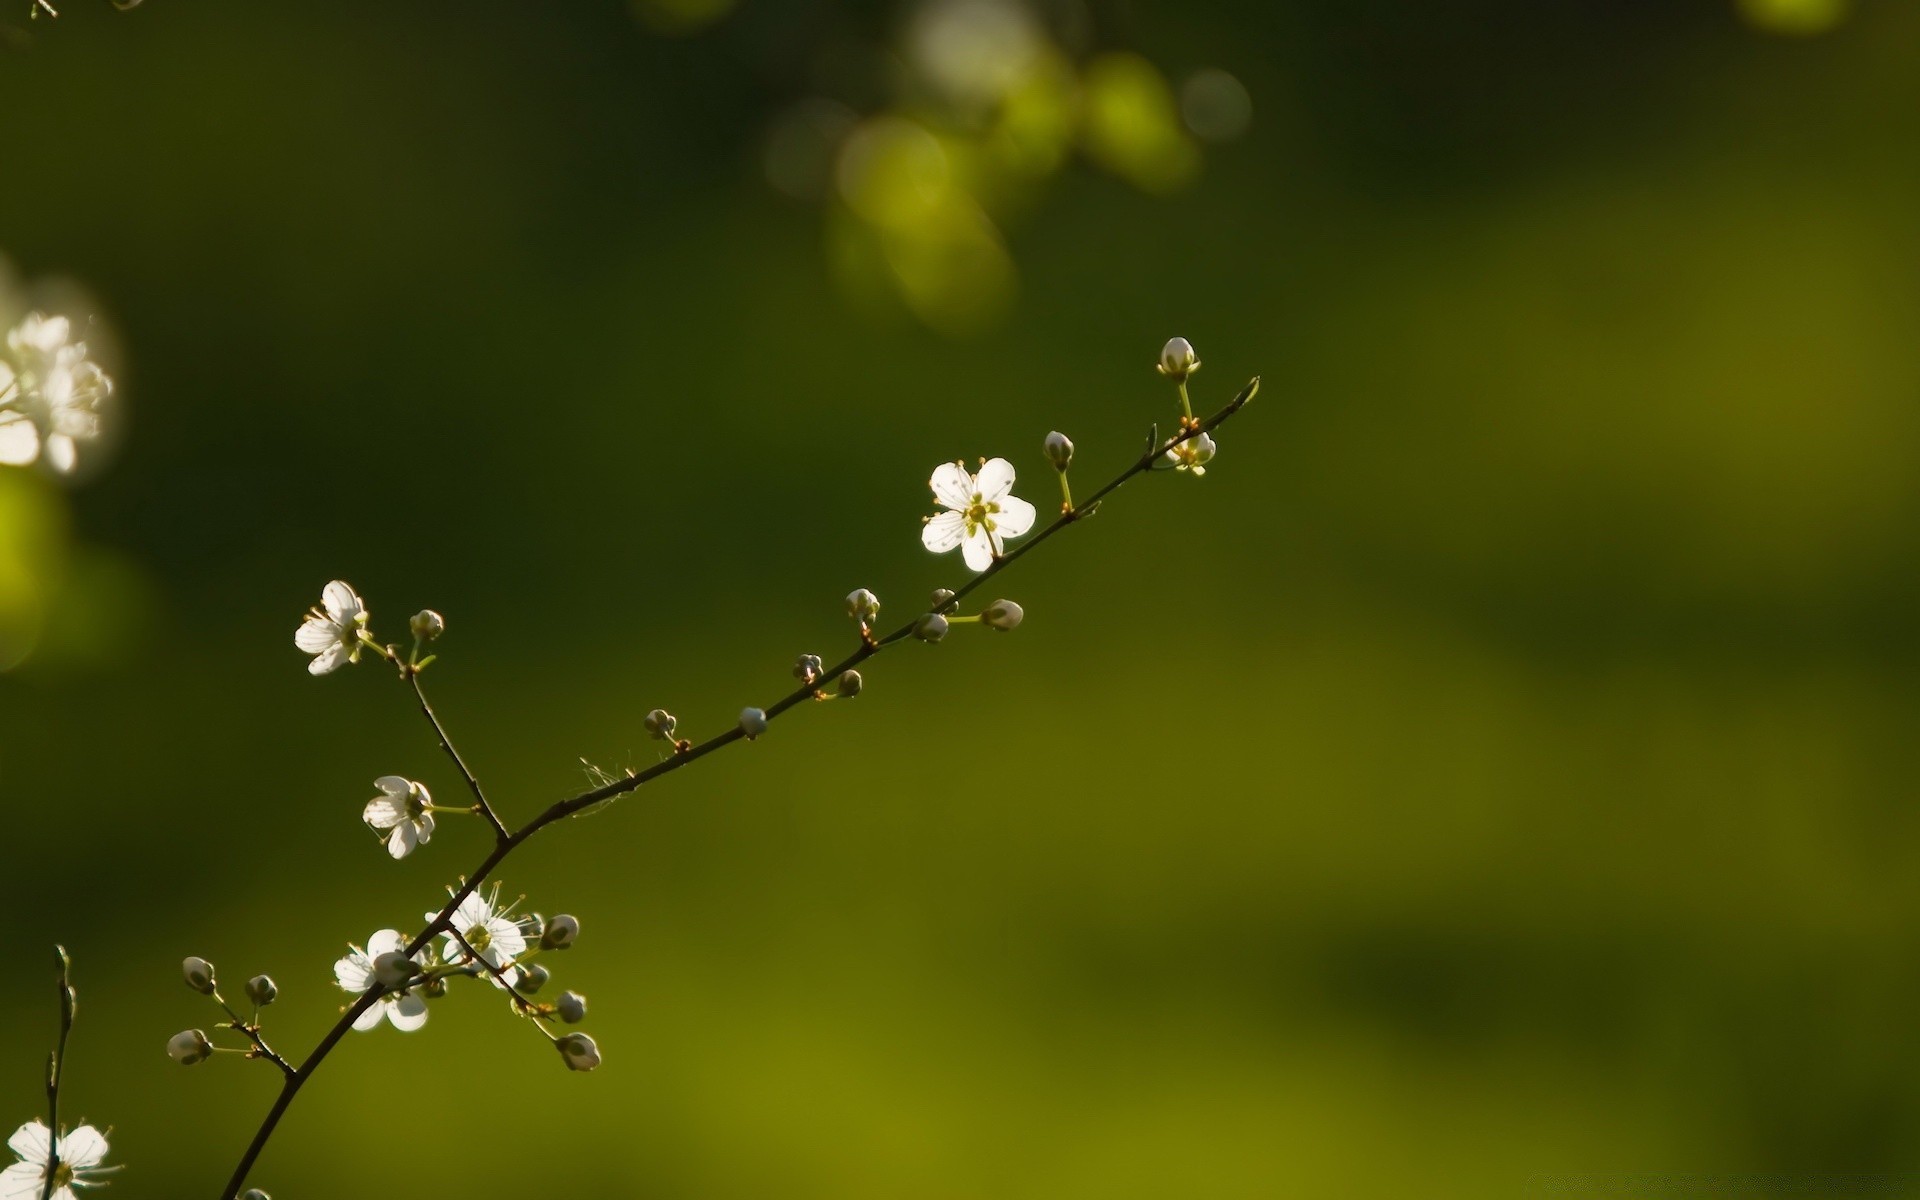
[920,457,1037,572]
[0,313,113,475]
[364,776,434,859]
[434,882,526,989]
[333,930,430,1032]
[295,580,369,675]
[2,1119,117,1200]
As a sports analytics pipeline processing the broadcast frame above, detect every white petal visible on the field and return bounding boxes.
[416,811,435,844]
[307,643,349,675]
[373,774,410,797]
[52,1187,76,1200]
[351,1001,386,1032]
[928,462,975,511]
[294,615,340,652]
[55,1126,108,1170]
[387,993,429,1031]
[366,929,407,957]
[6,1122,49,1167]
[991,494,1036,539]
[0,1163,45,1200]
[321,580,362,624]
[921,510,965,554]
[960,526,996,572]
[333,952,371,994]
[488,921,527,963]
[974,457,1016,502]
[364,795,405,830]
[0,416,38,466]
[42,434,76,474]
[387,822,417,859]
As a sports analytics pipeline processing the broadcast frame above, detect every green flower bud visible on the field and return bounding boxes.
[556,991,588,1024]
[643,708,677,739]
[913,613,949,643]
[409,609,445,641]
[558,1031,602,1072]
[245,974,278,1008]
[837,669,863,698]
[739,707,769,739]
[929,588,956,611]
[1157,336,1199,382]
[846,588,881,624]
[981,599,1024,631]
[793,653,823,683]
[182,956,216,995]
[1044,431,1074,471]
[168,1028,214,1065]
[542,914,580,950]
[517,963,551,994]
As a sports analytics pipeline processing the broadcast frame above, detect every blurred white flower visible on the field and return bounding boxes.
[921,457,1036,572]
[434,882,526,989]
[364,776,434,859]
[0,312,114,475]
[2,1119,117,1200]
[333,930,429,1033]
[295,581,369,675]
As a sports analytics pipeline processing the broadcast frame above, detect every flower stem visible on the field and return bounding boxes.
[41,946,72,1200]
[407,670,511,843]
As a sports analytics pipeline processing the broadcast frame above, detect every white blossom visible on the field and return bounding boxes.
[434,883,526,989]
[333,930,430,1032]
[1163,431,1217,475]
[920,458,1037,572]
[363,776,434,859]
[294,581,369,675]
[2,1119,117,1200]
[0,313,113,475]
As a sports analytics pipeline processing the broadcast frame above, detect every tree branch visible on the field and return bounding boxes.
[216,376,1258,1199]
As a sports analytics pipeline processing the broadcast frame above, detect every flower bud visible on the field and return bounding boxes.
[913,613,949,643]
[422,975,448,999]
[1044,431,1074,471]
[556,991,588,1024]
[372,951,417,990]
[542,914,580,950]
[793,653,823,683]
[409,609,445,641]
[740,707,768,739]
[245,974,279,1008]
[643,708,677,739]
[182,956,216,995]
[558,1031,602,1072]
[242,1190,271,1200]
[168,1028,214,1065]
[929,587,956,611]
[1157,336,1199,382]
[517,963,551,994]
[846,588,881,624]
[837,669,863,698]
[981,599,1024,631]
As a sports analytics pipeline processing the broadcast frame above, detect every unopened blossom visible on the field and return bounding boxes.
[0,313,114,475]
[2,1119,117,1200]
[363,776,434,859]
[921,458,1037,572]
[557,1032,601,1071]
[434,883,526,989]
[333,930,429,1032]
[167,1028,213,1065]
[1157,336,1199,382]
[1163,432,1217,475]
[294,581,370,675]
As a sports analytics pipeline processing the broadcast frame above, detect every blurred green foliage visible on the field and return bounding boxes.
[3,1,1919,1196]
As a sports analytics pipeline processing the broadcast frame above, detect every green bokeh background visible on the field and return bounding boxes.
[4,1,1919,1195]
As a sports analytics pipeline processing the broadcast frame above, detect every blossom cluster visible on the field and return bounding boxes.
[0,312,112,475]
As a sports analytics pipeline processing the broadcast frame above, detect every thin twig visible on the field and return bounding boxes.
[217,377,1259,1199]
[42,946,73,1200]
[211,994,296,1079]
[407,671,510,842]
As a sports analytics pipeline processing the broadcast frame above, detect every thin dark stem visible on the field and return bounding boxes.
[216,376,1258,1199]
[212,994,296,1079]
[407,671,510,843]
[42,946,72,1200]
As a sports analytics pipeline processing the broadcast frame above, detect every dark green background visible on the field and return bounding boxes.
[3,0,1918,1195]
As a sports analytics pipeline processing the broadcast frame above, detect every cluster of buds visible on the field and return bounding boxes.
[294,581,449,678]
[1152,336,1221,472]
[167,957,284,1069]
